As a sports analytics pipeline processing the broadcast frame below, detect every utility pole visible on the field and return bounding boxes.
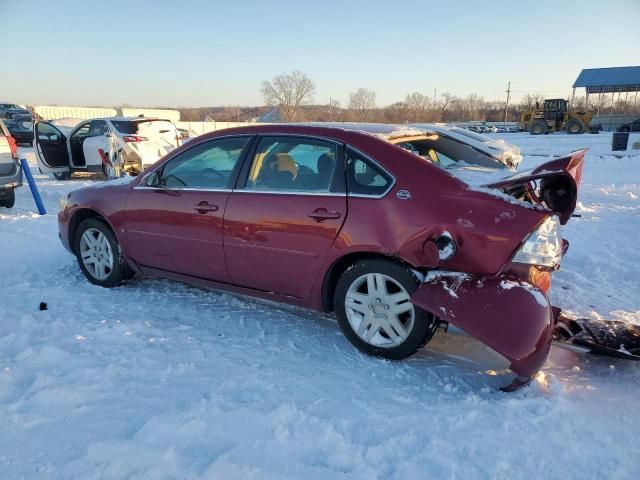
[329,96,333,121]
[433,88,437,104]
[504,81,511,124]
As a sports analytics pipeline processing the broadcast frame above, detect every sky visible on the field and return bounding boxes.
[1,0,639,108]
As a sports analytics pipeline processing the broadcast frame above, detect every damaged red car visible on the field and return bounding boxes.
[57,123,590,389]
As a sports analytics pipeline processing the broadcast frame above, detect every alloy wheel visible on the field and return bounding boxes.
[79,228,114,281]
[344,273,415,348]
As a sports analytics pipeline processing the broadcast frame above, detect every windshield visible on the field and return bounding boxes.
[1,104,21,110]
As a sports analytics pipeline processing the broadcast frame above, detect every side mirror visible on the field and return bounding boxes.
[145,171,161,187]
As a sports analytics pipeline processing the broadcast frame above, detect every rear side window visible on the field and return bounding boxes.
[244,137,338,192]
[89,120,107,137]
[112,121,138,134]
[346,148,393,196]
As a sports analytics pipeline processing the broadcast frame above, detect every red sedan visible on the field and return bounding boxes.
[57,123,585,388]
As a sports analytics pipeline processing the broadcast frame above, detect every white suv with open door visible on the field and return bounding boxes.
[34,117,180,180]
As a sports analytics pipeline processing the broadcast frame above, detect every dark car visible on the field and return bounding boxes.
[617,118,640,132]
[0,103,32,120]
[3,119,33,145]
[57,124,586,388]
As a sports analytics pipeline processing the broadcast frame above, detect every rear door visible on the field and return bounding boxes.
[34,121,70,174]
[81,120,112,169]
[123,136,252,282]
[223,135,346,299]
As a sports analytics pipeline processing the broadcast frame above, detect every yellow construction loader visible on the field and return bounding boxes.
[518,98,601,135]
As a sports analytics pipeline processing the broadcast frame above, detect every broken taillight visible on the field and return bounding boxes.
[512,215,562,268]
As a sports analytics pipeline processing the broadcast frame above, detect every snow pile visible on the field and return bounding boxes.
[1,139,639,479]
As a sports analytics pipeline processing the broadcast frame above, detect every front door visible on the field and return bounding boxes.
[34,122,70,174]
[123,136,252,282]
[224,135,347,299]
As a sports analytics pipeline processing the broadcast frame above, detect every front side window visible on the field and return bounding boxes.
[37,122,63,141]
[160,137,249,189]
[244,137,338,192]
[346,149,392,196]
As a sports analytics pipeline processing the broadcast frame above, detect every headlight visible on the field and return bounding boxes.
[58,194,69,212]
[512,215,562,267]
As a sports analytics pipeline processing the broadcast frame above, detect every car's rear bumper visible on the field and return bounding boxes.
[410,272,555,377]
[0,162,23,188]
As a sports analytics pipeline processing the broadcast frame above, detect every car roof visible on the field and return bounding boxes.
[104,116,167,122]
[297,122,427,139]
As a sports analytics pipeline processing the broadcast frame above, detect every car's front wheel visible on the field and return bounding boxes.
[334,259,437,360]
[74,218,133,287]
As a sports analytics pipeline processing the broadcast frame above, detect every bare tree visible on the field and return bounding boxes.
[327,98,341,121]
[383,101,408,123]
[461,93,485,120]
[439,92,456,121]
[348,88,376,121]
[405,92,431,122]
[261,70,315,122]
[519,93,546,111]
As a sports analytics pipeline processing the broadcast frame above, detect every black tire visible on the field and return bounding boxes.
[0,188,15,208]
[565,119,584,134]
[53,171,72,180]
[74,218,134,287]
[529,120,547,135]
[334,259,437,360]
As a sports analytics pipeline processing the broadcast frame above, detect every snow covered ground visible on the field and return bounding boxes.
[1,133,639,479]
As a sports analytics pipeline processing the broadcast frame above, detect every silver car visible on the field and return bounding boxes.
[0,119,23,208]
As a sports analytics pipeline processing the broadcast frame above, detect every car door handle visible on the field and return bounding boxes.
[308,208,341,222]
[193,202,219,214]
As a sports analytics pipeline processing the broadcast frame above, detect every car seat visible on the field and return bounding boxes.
[258,153,298,189]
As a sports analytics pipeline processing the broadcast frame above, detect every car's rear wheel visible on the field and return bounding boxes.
[0,188,15,208]
[74,218,133,287]
[334,259,437,360]
[53,171,71,180]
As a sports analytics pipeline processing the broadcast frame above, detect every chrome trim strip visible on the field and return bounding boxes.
[133,185,232,192]
[231,189,345,197]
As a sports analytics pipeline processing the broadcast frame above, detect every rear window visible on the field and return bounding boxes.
[394,137,506,170]
[112,119,175,135]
